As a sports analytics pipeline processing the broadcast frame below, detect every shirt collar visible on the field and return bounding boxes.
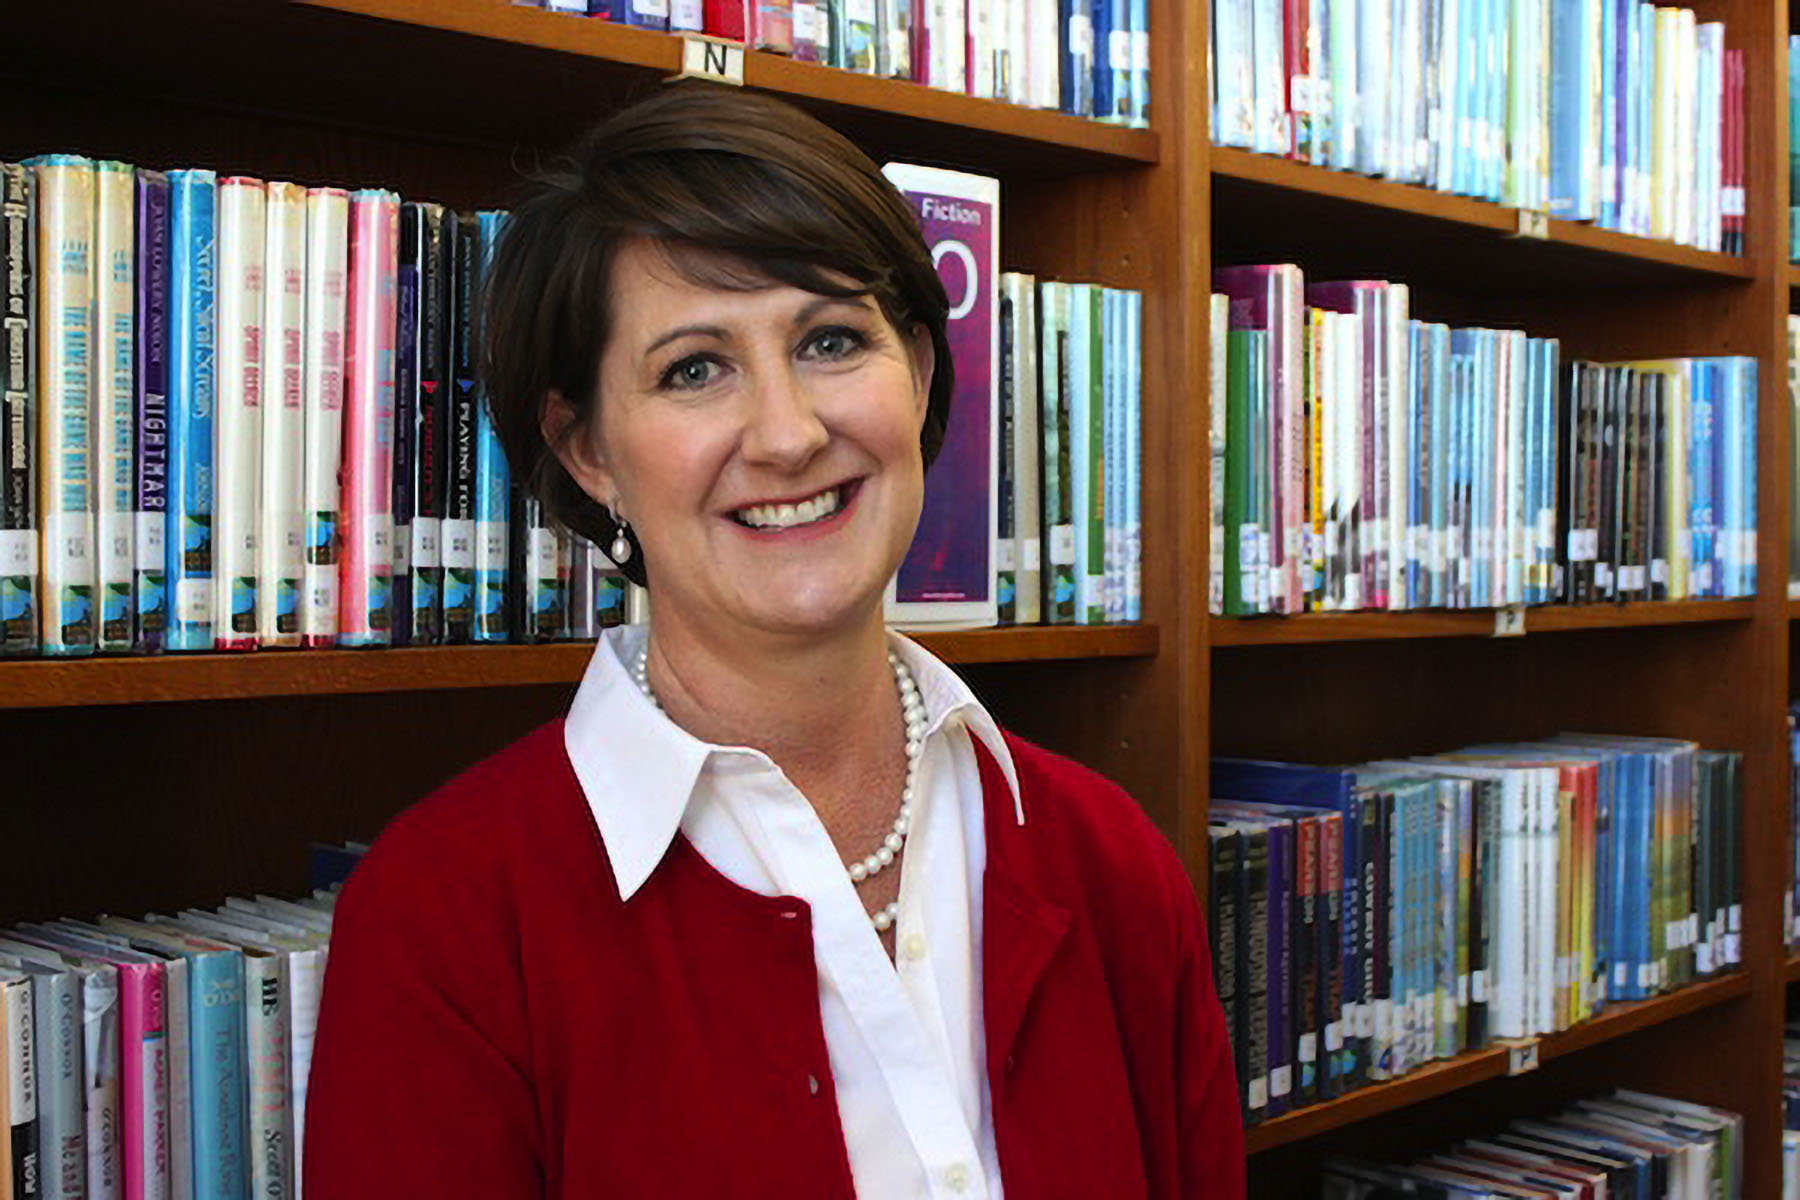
[563,625,1025,903]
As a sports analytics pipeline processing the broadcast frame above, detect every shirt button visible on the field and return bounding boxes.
[944,1162,970,1192]
[902,932,928,961]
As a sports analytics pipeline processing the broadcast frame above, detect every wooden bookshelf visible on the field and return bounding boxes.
[1785,954,1800,983]
[1243,974,1753,1154]
[8,0,1797,1193]
[1210,600,1756,647]
[0,626,1159,710]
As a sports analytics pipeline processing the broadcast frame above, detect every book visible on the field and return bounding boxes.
[472,211,510,644]
[339,189,399,648]
[1,970,37,1200]
[94,161,137,654]
[214,176,266,651]
[166,168,216,653]
[32,155,98,658]
[881,163,999,629]
[300,187,349,649]
[0,164,37,657]
[409,202,451,647]
[258,182,308,648]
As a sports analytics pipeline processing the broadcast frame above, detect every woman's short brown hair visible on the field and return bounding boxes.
[481,82,954,588]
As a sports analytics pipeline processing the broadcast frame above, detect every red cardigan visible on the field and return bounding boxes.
[304,721,1246,1198]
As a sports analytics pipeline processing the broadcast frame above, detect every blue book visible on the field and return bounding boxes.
[1090,0,1115,121]
[1213,806,1296,1116]
[1548,0,1590,218]
[166,169,216,652]
[473,211,510,642]
[1596,0,1617,227]
[1128,0,1150,127]
[1060,0,1095,117]
[1732,357,1757,597]
[1068,285,1104,624]
[1467,330,1490,605]
[1688,360,1715,597]
[1328,0,1359,169]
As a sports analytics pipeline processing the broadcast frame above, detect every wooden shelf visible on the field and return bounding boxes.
[1,0,1152,192]
[1785,955,1800,984]
[1210,147,1753,290]
[1244,973,1751,1153]
[1211,600,1754,647]
[0,624,1158,709]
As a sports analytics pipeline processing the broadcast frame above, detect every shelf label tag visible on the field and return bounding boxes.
[1504,1040,1540,1075]
[1493,605,1526,637]
[1512,209,1549,239]
[679,37,745,85]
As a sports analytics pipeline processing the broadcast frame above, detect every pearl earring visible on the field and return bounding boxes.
[608,510,632,565]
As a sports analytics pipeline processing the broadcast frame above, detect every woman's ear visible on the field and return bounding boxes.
[542,388,617,504]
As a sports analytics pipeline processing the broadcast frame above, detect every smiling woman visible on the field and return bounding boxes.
[302,82,1246,1200]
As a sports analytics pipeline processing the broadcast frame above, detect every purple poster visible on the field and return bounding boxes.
[894,180,996,607]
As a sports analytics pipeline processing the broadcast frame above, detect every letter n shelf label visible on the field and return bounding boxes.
[681,38,745,85]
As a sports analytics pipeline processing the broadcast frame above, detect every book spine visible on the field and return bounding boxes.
[1206,831,1243,1120]
[185,953,245,1200]
[93,162,137,654]
[411,204,449,646]
[996,277,1019,625]
[391,204,422,647]
[258,183,306,648]
[241,955,289,1200]
[624,0,671,29]
[1,164,38,657]
[670,0,703,31]
[1013,276,1042,624]
[4,975,39,1200]
[473,212,510,643]
[285,949,323,1196]
[442,214,478,643]
[843,0,879,69]
[132,172,170,656]
[299,189,347,647]
[1125,289,1142,620]
[31,970,81,1200]
[112,962,166,1200]
[338,189,398,648]
[1264,822,1292,1117]
[1039,283,1074,623]
[165,170,217,653]
[1242,826,1271,1124]
[213,176,265,651]
[752,0,793,51]
[73,965,120,1200]
[702,0,748,39]
[33,155,98,658]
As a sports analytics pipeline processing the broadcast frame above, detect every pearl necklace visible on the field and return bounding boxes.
[631,645,928,934]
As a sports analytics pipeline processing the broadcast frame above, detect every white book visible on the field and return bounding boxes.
[1025,0,1059,108]
[300,188,349,648]
[259,183,308,647]
[94,161,137,653]
[1208,294,1227,616]
[214,176,266,650]
[1675,7,1696,246]
[928,0,967,90]
[1003,0,1029,104]
[967,0,995,97]
[33,156,98,657]
[1335,310,1362,611]
[1123,289,1141,621]
[1385,284,1410,610]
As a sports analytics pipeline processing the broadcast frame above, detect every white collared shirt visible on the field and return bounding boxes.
[563,624,1023,1200]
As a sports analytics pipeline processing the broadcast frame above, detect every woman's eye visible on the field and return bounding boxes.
[660,355,721,390]
[802,326,867,361]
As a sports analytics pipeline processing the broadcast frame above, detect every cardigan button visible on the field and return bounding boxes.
[1005,1054,1017,1074]
[807,1073,820,1096]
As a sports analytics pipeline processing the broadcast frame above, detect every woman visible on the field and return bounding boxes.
[304,83,1245,1199]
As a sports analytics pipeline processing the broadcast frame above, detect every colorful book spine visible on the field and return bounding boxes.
[300,187,348,648]
[258,182,307,649]
[183,950,246,1200]
[0,164,37,657]
[1040,281,1075,623]
[134,170,170,655]
[33,155,98,657]
[94,161,137,653]
[392,204,422,647]
[166,168,216,653]
[213,176,265,651]
[753,0,794,51]
[411,203,450,647]
[473,211,510,643]
[442,214,479,644]
[338,189,399,647]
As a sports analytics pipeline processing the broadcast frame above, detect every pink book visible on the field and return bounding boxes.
[339,190,400,647]
[13,933,169,1200]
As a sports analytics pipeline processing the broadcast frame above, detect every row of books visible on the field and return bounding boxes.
[994,274,1143,626]
[1212,0,1746,253]
[0,892,338,1200]
[527,0,1152,126]
[1207,735,1742,1128]
[0,154,1135,655]
[1206,266,1758,616]
[1323,1089,1743,1197]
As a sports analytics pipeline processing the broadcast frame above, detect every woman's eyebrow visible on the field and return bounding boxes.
[790,294,873,327]
[644,323,729,355]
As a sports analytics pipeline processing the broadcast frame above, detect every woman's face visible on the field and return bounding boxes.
[562,238,933,646]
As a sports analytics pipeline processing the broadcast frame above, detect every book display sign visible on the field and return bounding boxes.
[882,162,999,630]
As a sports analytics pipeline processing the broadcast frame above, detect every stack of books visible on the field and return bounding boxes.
[1213,0,1745,253]
[0,890,339,1200]
[527,0,1153,126]
[1209,735,1742,1127]
[1324,1089,1744,1195]
[1208,269,1757,616]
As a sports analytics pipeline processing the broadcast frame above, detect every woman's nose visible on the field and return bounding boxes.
[740,364,830,470]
